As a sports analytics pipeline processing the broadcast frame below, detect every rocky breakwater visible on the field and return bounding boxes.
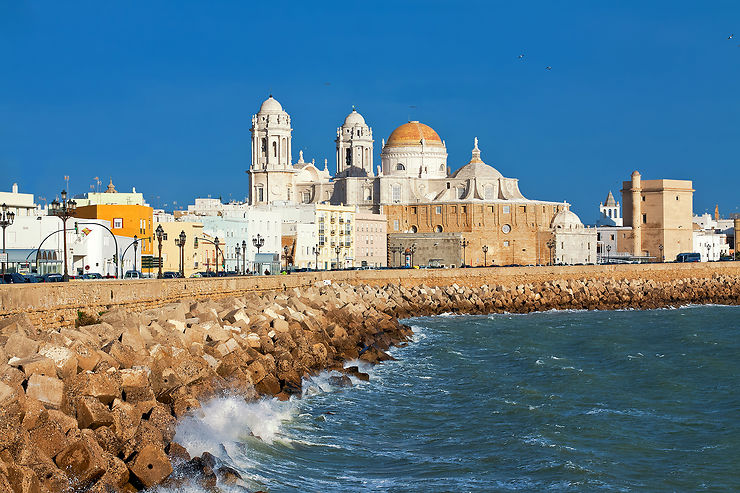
[0,282,412,492]
[0,273,738,491]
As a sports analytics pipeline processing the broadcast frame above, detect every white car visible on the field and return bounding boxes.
[124,270,143,279]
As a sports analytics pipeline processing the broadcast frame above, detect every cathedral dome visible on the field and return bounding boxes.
[385,121,444,148]
[343,109,366,127]
[452,138,503,179]
[551,209,584,230]
[259,95,284,114]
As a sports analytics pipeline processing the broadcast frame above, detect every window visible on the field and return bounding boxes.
[642,214,647,224]
[303,192,311,203]
[642,196,645,202]
[462,206,467,214]
[272,141,277,157]
[520,206,527,213]
[256,187,264,202]
[434,225,443,233]
[451,206,456,213]
[484,185,494,200]
[396,163,405,171]
[392,184,401,203]
[393,220,399,231]
[113,218,123,229]
[410,225,418,233]
[411,206,417,214]
[676,196,679,201]
[610,234,615,241]
[457,187,465,199]
[503,241,509,247]
[503,205,510,214]
[435,206,442,214]
[365,188,372,201]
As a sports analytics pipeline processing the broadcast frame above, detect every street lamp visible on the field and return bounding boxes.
[175,230,186,277]
[658,244,664,263]
[546,238,555,266]
[252,234,264,254]
[235,243,240,275]
[460,238,470,267]
[1,203,15,278]
[155,224,164,279]
[482,245,489,267]
[133,235,139,272]
[283,245,290,271]
[214,236,220,275]
[408,243,417,267]
[706,242,711,262]
[313,245,321,270]
[389,246,399,267]
[241,240,247,275]
[335,245,341,270]
[48,190,76,282]
[606,244,611,264]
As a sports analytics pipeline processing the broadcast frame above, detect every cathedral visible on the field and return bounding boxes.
[247,95,530,212]
[247,95,596,266]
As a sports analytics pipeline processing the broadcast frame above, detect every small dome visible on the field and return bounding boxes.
[385,121,444,148]
[343,109,366,127]
[259,95,284,114]
[453,162,503,179]
[551,209,584,229]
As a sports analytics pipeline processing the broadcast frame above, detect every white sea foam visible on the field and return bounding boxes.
[535,359,544,365]
[173,396,296,460]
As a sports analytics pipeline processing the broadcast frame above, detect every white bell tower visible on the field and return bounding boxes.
[336,107,374,177]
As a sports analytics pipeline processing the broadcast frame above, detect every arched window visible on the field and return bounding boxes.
[261,138,267,156]
[365,188,372,201]
[282,138,287,159]
[396,163,405,171]
[410,225,418,233]
[434,225,443,233]
[346,148,352,167]
[272,141,277,158]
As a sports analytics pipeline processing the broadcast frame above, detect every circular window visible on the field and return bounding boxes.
[434,225,443,233]
[502,224,512,234]
[410,225,418,233]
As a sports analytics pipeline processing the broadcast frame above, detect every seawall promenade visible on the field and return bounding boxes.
[0,263,739,490]
[3,262,740,328]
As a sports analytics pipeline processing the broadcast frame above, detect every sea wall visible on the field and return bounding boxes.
[0,265,739,490]
[3,262,740,329]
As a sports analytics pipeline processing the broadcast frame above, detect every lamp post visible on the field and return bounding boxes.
[335,245,341,270]
[175,230,186,277]
[482,245,489,267]
[409,243,416,267]
[133,235,138,272]
[546,238,555,266]
[48,190,77,282]
[214,236,220,275]
[235,244,240,275]
[460,238,470,267]
[1,203,15,277]
[606,244,611,264]
[241,240,247,275]
[658,244,664,263]
[706,242,711,262]
[252,234,264,254]
[389,246,399,267]
[283,245,290,271]
[313,245,321,270]
[155,224,164,279]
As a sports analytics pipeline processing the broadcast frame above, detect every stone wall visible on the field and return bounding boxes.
[2,262,740,328]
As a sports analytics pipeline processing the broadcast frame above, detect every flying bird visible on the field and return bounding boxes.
[518,54,525,59]
[545,66,552,70]
[729,34,734,39]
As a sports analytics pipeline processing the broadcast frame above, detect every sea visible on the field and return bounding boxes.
[157,305,740,492]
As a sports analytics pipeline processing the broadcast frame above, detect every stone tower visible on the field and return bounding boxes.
[249,96,295,204]
[630,170,642,255]
[336,108,374,177]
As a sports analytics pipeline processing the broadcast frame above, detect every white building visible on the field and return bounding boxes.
[552,210,597,265]
[73,179,149,206]
[597,191,623,226]
[692,228,728,261]
[179,208,282,272]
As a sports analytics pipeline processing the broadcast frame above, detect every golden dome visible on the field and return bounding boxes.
[385,121,444,148]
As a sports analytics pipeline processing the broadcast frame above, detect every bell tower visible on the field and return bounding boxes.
[336,107,374,177]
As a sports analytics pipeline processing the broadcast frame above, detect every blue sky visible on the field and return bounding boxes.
[1,1,738,220]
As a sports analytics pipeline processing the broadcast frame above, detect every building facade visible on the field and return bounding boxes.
[621,171,694,261]
[354,211,387,268]
[153,221,205,277]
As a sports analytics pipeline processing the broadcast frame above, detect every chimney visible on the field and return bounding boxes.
[12,183,18,194]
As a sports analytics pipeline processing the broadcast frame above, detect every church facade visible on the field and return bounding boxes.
[247,95,593,266]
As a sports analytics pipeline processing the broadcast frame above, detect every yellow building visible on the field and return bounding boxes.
[621,171,694,261]
[315,204,355,269]
[153,221,205,277]
[75,204,153,256]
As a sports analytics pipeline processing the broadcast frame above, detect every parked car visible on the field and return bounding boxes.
[676,252,701,263]
[43,273,64,282]
[189,272,202,278]
[162,271,181,279]
[3,273,28,283]
[82,273,104,280]
[23,275,44,283]
[123,270,143,279]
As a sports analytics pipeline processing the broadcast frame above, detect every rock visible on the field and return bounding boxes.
[55,430,107,489]
[4,462,41,493]
[76,396,114,429]
[127,443,173,488]
[4,333,39,360]
[14,355,57,378]
[328,375,353,388]
[38,345,78,379]
[72,371,121,405]
[246,361,267,385]
[271,318,290,333]
[254,373,281,396]
[25,374,64,410]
